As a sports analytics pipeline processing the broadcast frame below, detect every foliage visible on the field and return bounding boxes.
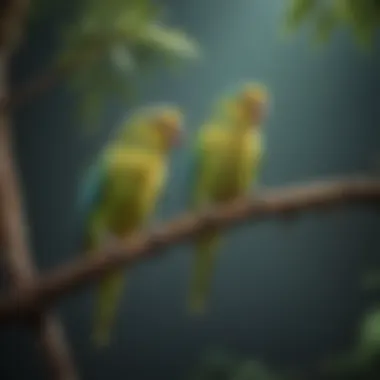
[186,349,288,380]
[284,0,380,47]
[189,306,380,380]
[320,307,380,377]
[29,0,201,126]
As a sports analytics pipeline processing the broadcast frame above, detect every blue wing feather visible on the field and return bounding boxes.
[78,159,106,215]
[76,156,108,249]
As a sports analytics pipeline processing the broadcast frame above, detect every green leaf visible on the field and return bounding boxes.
[283,0,380,48]
[314,9,339,44]
[139,24,201,60]
[109,45,136,74]
[284,0,317,33]
[359,307,380,350]
[45,0,201,130]
[352,24,376,51]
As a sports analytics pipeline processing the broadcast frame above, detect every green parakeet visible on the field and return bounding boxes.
[78,105,184,347]
[187,82,269,315]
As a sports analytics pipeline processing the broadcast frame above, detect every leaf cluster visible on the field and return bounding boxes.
[29,0,201,126]
[284,0,380,47]
[187,304,380,380]
[186,349,291,380]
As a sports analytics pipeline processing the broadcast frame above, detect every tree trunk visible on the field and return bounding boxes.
[0,1,79,379]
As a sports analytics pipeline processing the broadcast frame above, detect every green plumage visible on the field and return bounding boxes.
[87,145,169,347]
[187,86,267,315]
[81,105,183,347]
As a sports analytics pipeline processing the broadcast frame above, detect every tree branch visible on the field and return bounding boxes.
[0,68,79,380]
[3,37,123,110]
[0,1,79,379]
[5,65,64,109]
[4,55,90,110]
[0,176,379,323]
[0,40,102,110]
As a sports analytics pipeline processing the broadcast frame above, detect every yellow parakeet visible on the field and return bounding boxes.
[187,82,269,314]
[78,105,184,347]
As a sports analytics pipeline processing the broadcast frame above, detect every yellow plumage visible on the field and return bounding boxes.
[188,82,268,315]
[87,146,168,346]
[81,105,184,347]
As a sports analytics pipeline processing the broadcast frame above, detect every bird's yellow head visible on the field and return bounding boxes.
[152,107,184,149]
[119,105,184,152]
[235,82,269,127]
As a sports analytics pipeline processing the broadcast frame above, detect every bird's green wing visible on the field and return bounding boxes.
[187,125,223,314]
[242,132,265,192]
[91,148,158,348]
[188,125,216,210]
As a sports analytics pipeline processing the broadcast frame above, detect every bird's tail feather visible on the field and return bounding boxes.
[188,230,221,315]
[92,269,127,348]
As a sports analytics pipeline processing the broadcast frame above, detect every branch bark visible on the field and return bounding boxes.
[0,1,78,379]
[0,65,79,380]
[0,177,379,323]
[2,38,115,110]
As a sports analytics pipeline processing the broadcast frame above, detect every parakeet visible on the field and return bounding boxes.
[78,105,184,347]
[187,82,269,315]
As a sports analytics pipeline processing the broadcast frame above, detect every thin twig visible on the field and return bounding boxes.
[0,176,379,323]
[3,40,116,110]
[5,65,64,109]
